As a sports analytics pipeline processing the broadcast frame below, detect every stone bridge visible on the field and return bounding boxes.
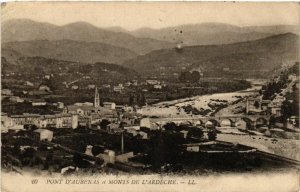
[141,115,271,130]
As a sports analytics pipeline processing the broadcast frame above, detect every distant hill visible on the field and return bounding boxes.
[2,56,139,85]
[131,23,299,46]
[2,39,138,64]
[124,33,299,78]
[2,19,175,55]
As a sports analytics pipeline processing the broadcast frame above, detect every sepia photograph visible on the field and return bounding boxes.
[1,2,299,192]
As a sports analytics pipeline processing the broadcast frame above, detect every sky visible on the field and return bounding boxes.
[1,2,299,30]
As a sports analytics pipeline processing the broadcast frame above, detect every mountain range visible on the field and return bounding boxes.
[2,40,138,64]
[2,19,175,55]
[123,33,299,78]
[2,19,299,78]
[130,23,299,45]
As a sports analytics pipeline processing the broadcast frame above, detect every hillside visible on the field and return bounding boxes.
[2,19,175,55]
[1,56,139,87]
[123,33,299,78]
[131,23,298,45]
[2,40,138,64]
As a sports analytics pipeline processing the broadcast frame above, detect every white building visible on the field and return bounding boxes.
[154,84,162,89]
[31,99,47,106]
[146,80,159,85]
[34,129,53,142]
[39,85,51,92]
[1,89,12,96]
[103,102,116,110]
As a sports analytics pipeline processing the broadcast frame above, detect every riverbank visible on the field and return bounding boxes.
[137,80,262,118]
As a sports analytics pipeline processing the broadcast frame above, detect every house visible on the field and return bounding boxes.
[44,75,51,80]
[267,100,282,116]
[180,130,189,139]
[85,145,94,156]
[88,84,96,89]
[103,102,116,110]
[25,81,34,87]
[71,85,79,90]
[123,105,134,112]
[9,96,25,103]
[28,90,49,96]
[74,102,93,106]
[154,84,162,89]
[34,129,53,142]
[186,146,200,152]
[1,89,12,96]
[146,80,159,85]
[39,85,51,92]
[10,113,41,128]
[113,85,124,92]
[1,113,15,130]
[121,112,138,125]
[39,115,57,128]
[102,84,111,89]
[57,102,64,109]
[31,99,47,106]
[261,100,271,111]
[55,114,78,129]
[83,76,91,79]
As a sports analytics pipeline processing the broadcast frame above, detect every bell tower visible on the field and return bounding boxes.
[94,87,100,107]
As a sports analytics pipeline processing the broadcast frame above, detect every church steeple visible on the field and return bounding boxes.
[94,87,100,107]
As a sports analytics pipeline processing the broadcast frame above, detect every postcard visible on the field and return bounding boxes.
[1,2,299,192]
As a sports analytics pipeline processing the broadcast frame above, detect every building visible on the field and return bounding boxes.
[39,85,51,92]
[31,99,47,106]
[88,84,96,89]
[113,85,124,93]
[103,102,116,110]
[1,89,12,96]
[94,87,100,107]
[9,96,25,103]
[154,84,162,89]
[28,90,49,96]
[74,102,93,106]
[55,114,78,129]
[34,129,53,142]
[57,102,64,109]
[10,113,41,127]
[25,81,34,87]
[5,113,78,129]
[71,85,79,90]
[146,80,159,85]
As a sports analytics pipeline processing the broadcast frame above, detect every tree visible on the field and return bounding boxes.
[99,119,110,130]
[163,122,178,132]
[269,115,276,128]
[187,127,204,139]
[190,71,201,83]
[178,71,191,83]
[254,101,260,109]
[208,130,217,141]
[281,100,298,119]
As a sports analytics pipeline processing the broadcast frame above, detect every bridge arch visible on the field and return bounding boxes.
[238,118,253,130]
[220,119,234,127]
[179,121,193,126]
[205,119,219,128]
[194,120,204,126]
[256,117,268,128]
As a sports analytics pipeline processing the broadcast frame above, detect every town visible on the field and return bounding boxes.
[1,60,299,175]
